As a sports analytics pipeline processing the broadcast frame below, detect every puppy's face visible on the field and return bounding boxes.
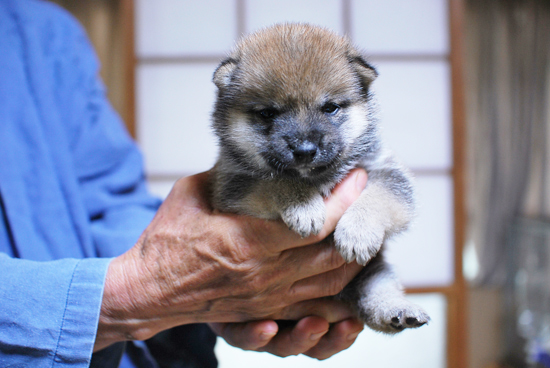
[212,24,377,184]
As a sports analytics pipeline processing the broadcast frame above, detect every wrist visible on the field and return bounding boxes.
[94,251,161,351]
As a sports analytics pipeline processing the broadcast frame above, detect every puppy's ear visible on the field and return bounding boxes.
[349,55,378,91]
[213,58,238,89]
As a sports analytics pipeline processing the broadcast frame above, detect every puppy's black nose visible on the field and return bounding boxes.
[292,141,317,164]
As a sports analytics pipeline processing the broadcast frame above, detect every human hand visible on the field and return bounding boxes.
[95,168,367,351]
[210,312,364,360]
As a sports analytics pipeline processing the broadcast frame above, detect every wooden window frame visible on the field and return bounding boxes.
[123,1,468,366]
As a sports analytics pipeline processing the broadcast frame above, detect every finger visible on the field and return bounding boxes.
[287,261,364,303]
[277,297,357,323]
[304,318,365,360]
[314,169,367,241]
[209,320,279,350]
[257,316,329,357]
[277,237,345,281]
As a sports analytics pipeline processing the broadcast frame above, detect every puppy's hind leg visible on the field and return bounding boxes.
[340,253,430,334]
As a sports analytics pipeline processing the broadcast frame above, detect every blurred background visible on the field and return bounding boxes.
[51,0,550,367]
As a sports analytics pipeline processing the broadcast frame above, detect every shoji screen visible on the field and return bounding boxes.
[134,1,465,367]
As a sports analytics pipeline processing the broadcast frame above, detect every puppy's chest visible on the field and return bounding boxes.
[214,172,334,221]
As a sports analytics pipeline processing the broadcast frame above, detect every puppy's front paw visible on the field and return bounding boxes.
[334,209,385,265]
[281,196,326,238]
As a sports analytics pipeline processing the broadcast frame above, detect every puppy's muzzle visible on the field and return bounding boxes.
[290,140,318,164]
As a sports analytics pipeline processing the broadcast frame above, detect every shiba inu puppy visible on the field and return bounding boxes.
[210,23,429,333]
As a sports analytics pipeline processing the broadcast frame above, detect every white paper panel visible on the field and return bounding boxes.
[372,60,452,171]
[135,0,237,57]
[386,175,454,288]
[351,0,449,55]
[136,63,219,176]
[245,0,343,34]
[147,179,178,200]
[215,293,447,368]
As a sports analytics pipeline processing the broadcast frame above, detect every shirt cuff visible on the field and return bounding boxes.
[52,257,112,367]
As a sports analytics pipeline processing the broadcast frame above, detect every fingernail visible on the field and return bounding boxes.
[259,331,277,341]
[355,170,368,192]
[310,330,328,341]
[347,331,361,341]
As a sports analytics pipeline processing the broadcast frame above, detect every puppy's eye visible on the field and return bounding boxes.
[321,102,340,115]
[257,108,279,120]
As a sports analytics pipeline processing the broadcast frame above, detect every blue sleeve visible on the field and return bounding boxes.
[0,0,161,366]
[72,32,161,258]
[0,253,111,367]
[48,3,161,258]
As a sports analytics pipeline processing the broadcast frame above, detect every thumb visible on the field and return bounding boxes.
[161,171,212,211]
[319,169,367,237]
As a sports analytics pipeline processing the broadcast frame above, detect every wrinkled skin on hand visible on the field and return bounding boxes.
[95,169,367,359]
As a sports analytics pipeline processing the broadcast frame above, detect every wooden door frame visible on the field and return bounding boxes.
[121,0,136,138]
[448,0,468,366]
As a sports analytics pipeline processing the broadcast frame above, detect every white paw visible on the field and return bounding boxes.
[281,196,326,238]
[360,296,430,334]
[333,209,385,265]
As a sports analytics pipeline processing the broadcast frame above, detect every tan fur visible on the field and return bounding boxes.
[214,24,375,105]
[334,182,412,264]
[210,23,429,334]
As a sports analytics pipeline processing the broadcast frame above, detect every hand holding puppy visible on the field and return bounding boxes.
[94,169,367,356]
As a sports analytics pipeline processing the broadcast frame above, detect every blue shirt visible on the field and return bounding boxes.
[0,1,217,367]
